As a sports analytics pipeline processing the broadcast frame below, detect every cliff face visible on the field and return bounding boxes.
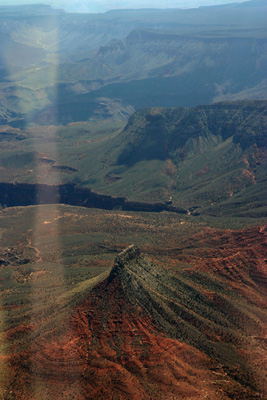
[1,101,266,214]
[118,100,267,165]
[101,100,267,211]
[0,182,187,214]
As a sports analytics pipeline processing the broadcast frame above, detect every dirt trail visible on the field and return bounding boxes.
[27,237,42,263]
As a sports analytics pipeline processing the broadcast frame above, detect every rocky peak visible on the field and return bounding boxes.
[108,245,141,282]
[115,244,140,266]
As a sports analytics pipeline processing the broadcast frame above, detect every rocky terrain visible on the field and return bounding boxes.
[2,229,266,399]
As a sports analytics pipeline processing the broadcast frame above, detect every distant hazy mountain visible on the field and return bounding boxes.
[55,0,248,13]
[0,1,266,127]
[0,0,248,13]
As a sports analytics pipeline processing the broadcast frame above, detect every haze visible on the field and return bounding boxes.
[0,0,247,13]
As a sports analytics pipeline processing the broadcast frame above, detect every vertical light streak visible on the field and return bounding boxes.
[30,204,72,399]
[0,12,82,399]
[26,18,82,399]
[0,24,16,400]
[0,306,8,398]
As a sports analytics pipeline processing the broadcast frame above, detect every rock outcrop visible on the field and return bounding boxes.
[108,244,141,281]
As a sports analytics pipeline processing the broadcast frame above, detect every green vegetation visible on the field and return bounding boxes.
[2,100,266,219]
